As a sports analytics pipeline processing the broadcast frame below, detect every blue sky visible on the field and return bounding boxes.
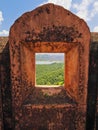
[0,0,98,36]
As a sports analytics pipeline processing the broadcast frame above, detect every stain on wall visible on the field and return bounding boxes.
[0,3,94,130]
[9,3,90,130]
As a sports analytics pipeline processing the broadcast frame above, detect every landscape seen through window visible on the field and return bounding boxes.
[35,53,65,86]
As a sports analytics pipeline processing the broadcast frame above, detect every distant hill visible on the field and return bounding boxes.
[36,53,64,62]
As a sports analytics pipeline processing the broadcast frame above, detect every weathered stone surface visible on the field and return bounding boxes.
[0,43,12,130]
[0,33,97,130]
[86,41,98,130]
[9,3,90,130]
[22,104,77,130]
[2,2,98,129]
[0,67,3,130]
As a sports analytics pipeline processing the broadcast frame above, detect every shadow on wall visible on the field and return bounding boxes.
[0,40,98,130]
[0,42,12,130]
[86,42,98,130]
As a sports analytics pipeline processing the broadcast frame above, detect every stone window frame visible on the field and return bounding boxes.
[21,41,79,99]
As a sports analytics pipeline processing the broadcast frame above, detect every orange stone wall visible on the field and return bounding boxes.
[9,4,90,130]
[1,34,98,130]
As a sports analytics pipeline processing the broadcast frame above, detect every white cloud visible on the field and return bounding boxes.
[72,0,98,21]
[0,30,9,36]
[93,26,98,32]
[42,0,72,9]
[0,11,4,24]
[0,11,9,36]
[91,1,98,18]
[93,1,98,12]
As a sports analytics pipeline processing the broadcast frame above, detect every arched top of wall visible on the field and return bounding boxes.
[9,3,91,108]
[9,3,90,44]
[8,4,91,129]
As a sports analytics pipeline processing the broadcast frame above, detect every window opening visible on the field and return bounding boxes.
[35,53,65,87]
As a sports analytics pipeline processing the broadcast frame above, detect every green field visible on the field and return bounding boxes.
[36,63,64,85]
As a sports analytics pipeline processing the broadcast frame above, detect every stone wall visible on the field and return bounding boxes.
[88,34,98,130]
[0,42,12,130]
[0,33,98,130]
[0,54,3,130]
[0,4,97,130]
[9,3,90,130]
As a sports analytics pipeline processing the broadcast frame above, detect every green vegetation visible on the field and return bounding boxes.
[36,63,64,85]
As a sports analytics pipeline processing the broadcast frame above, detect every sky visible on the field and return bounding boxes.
[0,0,98,36]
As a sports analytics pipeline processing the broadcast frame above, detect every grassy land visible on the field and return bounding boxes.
[36,63,64,85]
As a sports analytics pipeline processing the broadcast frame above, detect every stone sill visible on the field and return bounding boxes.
[23,87,77,106]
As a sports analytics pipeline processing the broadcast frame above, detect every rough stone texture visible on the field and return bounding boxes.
[9,3,90,105]
[0,43,12,130]
[8,3,90,130]
[0,4,98,130]
[89,33,98,130]
[22,104,77,130]
[86,41,98,130]
[0,58,3,130]
[22,41,79,101]
[0,37,9,130]
[0,33,98,130]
